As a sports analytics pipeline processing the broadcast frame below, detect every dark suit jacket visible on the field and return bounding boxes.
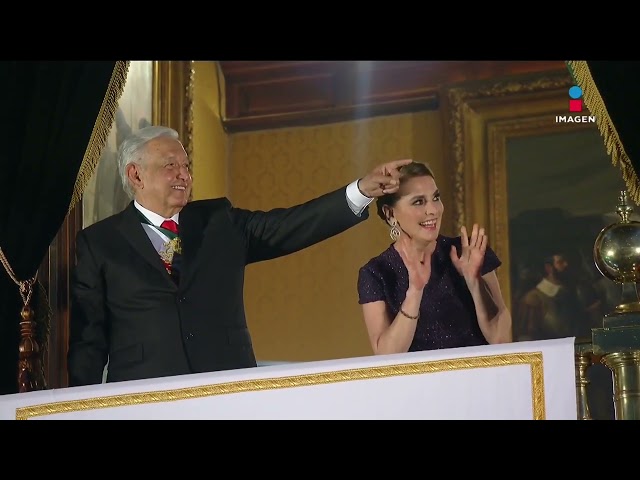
[67,185,369,386]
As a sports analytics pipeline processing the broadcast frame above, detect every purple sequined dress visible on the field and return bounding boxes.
[358,235,502,352]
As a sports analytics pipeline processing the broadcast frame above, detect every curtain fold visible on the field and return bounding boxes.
[0,61,127,395]
[567,61,640,204]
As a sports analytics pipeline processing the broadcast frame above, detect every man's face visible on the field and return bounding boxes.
[552,255,568,273]
[551,255,572,283]
[129,136,193,218]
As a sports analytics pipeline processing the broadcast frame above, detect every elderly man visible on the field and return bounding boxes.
[68,125,411,385]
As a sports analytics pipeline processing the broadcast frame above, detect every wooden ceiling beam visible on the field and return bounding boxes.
[217,61,568,132]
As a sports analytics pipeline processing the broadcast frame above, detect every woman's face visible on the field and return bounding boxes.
[387,175,443,243]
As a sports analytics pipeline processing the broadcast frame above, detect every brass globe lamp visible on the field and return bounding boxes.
[593,190,640,314]
[592,190,640,421]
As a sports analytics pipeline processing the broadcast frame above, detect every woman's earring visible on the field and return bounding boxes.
[389,221,400,241]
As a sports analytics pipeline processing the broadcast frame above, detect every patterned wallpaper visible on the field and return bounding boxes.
[228,111,449,363]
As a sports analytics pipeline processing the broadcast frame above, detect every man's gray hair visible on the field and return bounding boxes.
[117,125,180,199]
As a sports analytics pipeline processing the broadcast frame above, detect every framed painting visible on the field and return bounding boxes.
[443,71,623,419]
[40,61,195,388]
[444,72,626,316]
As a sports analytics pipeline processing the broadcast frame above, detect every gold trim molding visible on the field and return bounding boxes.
[16,352,545,420]
[153,61,195,158]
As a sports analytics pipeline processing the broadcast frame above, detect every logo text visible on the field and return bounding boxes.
[555,115,596,123]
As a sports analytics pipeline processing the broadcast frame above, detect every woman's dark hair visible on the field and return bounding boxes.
[376,161,435,223]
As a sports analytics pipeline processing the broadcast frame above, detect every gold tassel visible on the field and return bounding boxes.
[0,247,45,392]
[68,61,130,213]
[567,60,640,204]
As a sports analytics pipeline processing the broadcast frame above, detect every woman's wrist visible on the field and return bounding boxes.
[406,285,424,297]
[464,276,480,291]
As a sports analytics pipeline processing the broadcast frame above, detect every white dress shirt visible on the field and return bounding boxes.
[345,179,375,216]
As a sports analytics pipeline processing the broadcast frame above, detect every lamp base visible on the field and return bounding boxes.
[602,310,640,329]
[601,352,640,420]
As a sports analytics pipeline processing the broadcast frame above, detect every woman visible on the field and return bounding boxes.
[357,162,512,354]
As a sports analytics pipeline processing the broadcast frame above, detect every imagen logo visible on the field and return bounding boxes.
[569,85,583,112]
[555,85,595,123]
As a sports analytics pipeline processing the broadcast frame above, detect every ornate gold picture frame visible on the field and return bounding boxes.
[443,72,625,314]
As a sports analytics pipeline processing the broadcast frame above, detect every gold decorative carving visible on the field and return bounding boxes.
[184,62,195,160]
[153,61,195,158]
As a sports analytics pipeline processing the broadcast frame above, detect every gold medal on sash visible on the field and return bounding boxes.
[159,237,182,265]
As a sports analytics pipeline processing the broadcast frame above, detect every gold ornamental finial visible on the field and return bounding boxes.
[617,190,633,223]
